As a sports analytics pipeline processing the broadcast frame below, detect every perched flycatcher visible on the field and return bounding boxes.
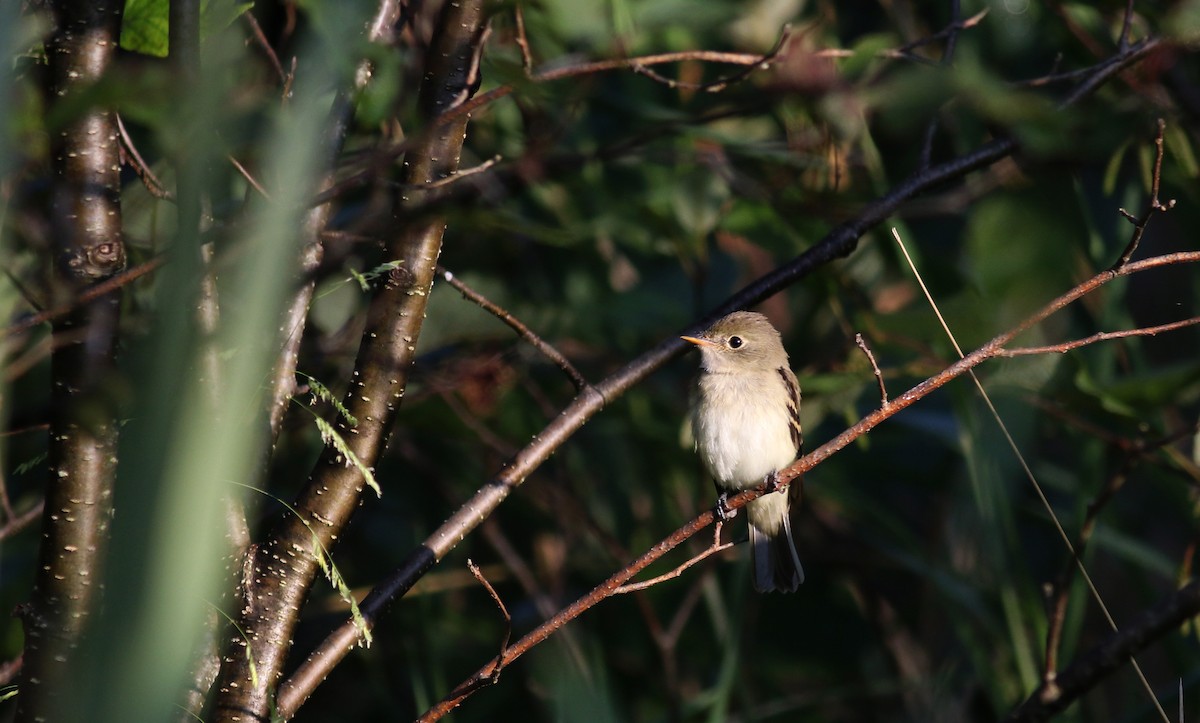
[682,311,805,593]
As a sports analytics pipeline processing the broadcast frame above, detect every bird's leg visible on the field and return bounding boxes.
[715,491,738,520]
[764,470,783,494]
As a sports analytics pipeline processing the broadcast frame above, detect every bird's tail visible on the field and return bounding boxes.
[749,512,804,593]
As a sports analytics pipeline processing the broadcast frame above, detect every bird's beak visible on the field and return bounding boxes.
[680,335,716,348]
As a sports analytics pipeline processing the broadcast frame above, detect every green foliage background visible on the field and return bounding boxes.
[2,0,1200,721]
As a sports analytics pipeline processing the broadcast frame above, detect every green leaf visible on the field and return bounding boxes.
[119,0,254,57]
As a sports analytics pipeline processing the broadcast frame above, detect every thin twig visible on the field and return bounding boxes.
[436,265,590,392]
[228,155,271,200]
[1042,461,1131,692]
[4,256,167,338]
[998,316,1200,356]
[854,333,888,406]
[614,522,734,594]
[467,559,511,684]
[117,114,172,199]
[917,1,968,169]
[425,155,501,189]
[1118,0,1136,51]
[1111,119,1175,270]
[513,4,533,75]
[894,7,987,57]
[0,499,44,542]
[631,25,793,94]
[243,12,287,84]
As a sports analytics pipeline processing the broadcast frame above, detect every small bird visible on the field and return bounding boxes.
[682,311,805,593]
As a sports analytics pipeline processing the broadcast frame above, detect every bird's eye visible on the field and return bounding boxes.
[728,336,743,349]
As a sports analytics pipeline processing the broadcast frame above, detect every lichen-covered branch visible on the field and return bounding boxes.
[15,1,126,720]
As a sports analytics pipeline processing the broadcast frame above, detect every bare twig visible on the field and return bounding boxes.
[425,155,501,189]
[513,4,533,75]
[1041,461,1131,693]
[917,1,969,169]
[117,114,172,199]
[894,7,987,58]
[854,332,888,405]
[1111,119,1175,270]
[436,265,590,392]
[228,155,271,200]
[613,537,735,594]
[1118,0,1136,51]
[4,256,166,338]
[632,25,793,94]
[997,316,1200,356]
[0,499,45,542]
[243,12,287,84]
[467,559,511,684]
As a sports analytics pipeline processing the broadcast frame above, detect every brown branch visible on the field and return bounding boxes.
[1111,119,1175,270]
[467,559,511,683]
[418,251,1200,720]
[275,34,1166,713]
[1008,578,1200,722]
[613,523,734,594]
[1041,416,1200,686]
[513,3,533,75]
[117,114,172,199]
[229,155,271,199]
[0,499,45,543]
[243,12,287,84]
[631,25,793,93]
[425,155,501,189]
[855,332,888,405]
[997,316,1200,356]
[1041,460,1130,693]
[4,256,165,338]
[436,265,589,392]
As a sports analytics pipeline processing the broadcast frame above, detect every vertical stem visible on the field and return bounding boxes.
[16,1,125,720]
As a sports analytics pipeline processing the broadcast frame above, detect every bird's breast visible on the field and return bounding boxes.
[692,371,798,489]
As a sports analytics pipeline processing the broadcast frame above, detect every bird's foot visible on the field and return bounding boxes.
[764,470,784,494]
[715,491,738,521]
